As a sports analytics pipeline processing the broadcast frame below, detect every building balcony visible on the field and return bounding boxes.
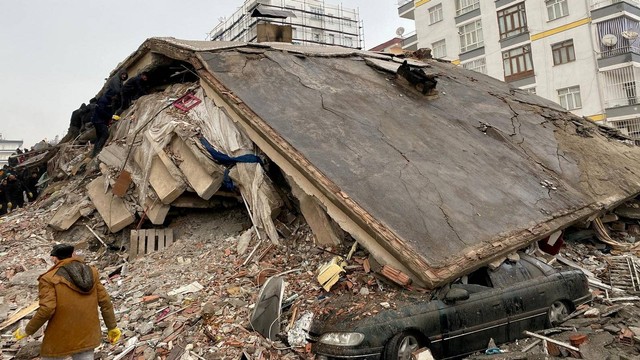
[398,0,415,20]
[599,66,640,120]
[401,31,418,51]
[590,0,640,10]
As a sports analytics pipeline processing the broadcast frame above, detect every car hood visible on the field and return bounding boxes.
[310,290,436,334]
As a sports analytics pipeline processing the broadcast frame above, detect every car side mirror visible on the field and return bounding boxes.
[445,288,470,303]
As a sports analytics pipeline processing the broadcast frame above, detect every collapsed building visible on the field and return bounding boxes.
[43,37,640,289]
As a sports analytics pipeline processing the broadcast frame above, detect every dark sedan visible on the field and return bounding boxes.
[310,254,591,360]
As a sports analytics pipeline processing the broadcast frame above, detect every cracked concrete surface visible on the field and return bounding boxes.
[194,45,640,286]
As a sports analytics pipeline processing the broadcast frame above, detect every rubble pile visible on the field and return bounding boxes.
[5,39,640,359]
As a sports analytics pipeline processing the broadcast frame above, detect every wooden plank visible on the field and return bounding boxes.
[156,229,166,252]
[112,170,133,197]
[130,230,139,260]
[0,301,39,331]
[147,229,157,252]
[138,229,147,256]
[165,229,174,248]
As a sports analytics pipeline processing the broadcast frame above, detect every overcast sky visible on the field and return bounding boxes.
[0,1,414,148]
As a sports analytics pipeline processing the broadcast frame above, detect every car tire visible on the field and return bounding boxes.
[383,332,422,360]
[548,300,570,326]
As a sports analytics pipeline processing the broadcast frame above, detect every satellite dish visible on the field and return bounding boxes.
[622,30,639,40]
[602,34,618,46]
[396,27,405,37]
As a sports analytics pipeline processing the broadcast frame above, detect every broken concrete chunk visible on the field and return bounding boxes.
[290,178,341,246]
[169,136,223,200]
[134,148,185,204]
[86,176,135,233]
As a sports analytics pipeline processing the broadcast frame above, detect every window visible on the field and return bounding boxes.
[429,4,443,24]
[546,0,569,21]
[624,82,637,105]
[558,86,582,110]
[523,87,537,95]
[463,57,487,74]
[344,36,353,47]
[310,6,323,20]
[497,3,527,39]
[312,32,321,42]
[459,20,484,53]
[432,40,447,58]
[503,44,534,81]
[456,0,480,17]
[328,34,335,44]
[552,40,575,65]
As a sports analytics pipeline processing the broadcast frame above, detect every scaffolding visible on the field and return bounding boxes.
[207,0,364,49]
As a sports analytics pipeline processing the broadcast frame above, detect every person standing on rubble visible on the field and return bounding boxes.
[0,177,8,216]
[13,244,121,359]
[59,103,90,144]
[5,173,27,210]
[105,70,128,110]
[116,72,149,115]
[90,94,114,158]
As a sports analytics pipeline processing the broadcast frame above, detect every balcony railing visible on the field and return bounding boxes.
[600,45,640,58]
[398,0,413,6]
[591,0,640,10]
[599,65,640,108]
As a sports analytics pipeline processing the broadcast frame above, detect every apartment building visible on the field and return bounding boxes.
[208,0,363,49]
[398,0,640,139]
[0,135,23,166]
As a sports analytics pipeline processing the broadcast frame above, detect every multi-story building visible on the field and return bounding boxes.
[0,135,23,167]
[399,0,640,139]
[208,0,363,49]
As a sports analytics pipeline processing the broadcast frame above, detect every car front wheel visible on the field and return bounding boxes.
[548,300,570,326]
[383,332,422,360]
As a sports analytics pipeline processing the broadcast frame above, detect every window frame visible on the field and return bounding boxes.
[309,5,323,20]
[497,2,528,40]
[429,4,443,25]
[455,0,480,17]
[462,57,487,74]
[558,86,582,110]
[432,39,447,58]
[546,0,569,21]
[551,39,576,66]
[502,44,534,82]
[459,19,484,53]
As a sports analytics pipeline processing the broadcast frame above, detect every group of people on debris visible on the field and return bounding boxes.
[60,70,150,157]
[0,165,42,216]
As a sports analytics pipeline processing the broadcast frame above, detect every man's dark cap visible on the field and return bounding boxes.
[50,244,74,259]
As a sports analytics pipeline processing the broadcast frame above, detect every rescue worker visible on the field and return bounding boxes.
[13,244,121,359]
[5,173,26,210]
[59,103,90,144]
[90,94,114,157]
[26,169,40,200]
[105,70,128,110]
[0,177,8,216]
[116,72,149,115]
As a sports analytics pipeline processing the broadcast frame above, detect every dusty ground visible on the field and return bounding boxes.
[3,188,640,359]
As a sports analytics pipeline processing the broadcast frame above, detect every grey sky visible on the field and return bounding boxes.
[0,1,413,148]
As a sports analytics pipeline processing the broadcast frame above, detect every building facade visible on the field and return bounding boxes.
[399,0,640,139]
[208,0,363,49]
[0,135,23,167]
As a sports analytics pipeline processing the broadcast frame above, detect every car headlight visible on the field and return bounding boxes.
[319,332,365,346]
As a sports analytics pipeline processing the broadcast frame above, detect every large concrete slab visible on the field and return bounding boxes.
[107,38,640,288]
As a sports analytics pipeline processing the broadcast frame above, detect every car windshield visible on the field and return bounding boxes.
[488,258,544,288]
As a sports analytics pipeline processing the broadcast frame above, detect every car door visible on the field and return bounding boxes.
[489,259,549,341]
[439,285,509,358]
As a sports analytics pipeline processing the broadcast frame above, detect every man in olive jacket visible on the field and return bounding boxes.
[14,244,121,359]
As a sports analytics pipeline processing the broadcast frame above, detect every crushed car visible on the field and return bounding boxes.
[309,254,591,360]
